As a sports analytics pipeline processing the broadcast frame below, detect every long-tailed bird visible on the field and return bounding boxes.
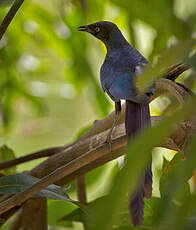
[78,21,155,226]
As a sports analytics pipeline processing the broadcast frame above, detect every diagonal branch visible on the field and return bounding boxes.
[0,135,125,215]
[165,63,190,81]
[29,78,191,181]
[0,0,24,40]
[0,146,65,171]
[0,113,195,215]
[0,65,191,171]
[0,76,195,217]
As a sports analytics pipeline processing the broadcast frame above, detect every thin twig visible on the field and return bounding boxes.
[0,0,24,40]
[165,63,190,81]
[0,146,65,171]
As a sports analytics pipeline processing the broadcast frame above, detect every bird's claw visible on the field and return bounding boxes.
[105,134,113,152]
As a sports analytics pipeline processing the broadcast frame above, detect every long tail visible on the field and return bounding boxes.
[125,100,152,227]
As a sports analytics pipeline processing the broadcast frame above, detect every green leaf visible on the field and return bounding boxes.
[60,196,111,226]
[48,200,76,227]
[0,145,16,175]
[0,0,13,6]
[0,173,77,203]
[60,195,160,229]
[160,154,191,198]
[90,96,196,230]
[137,39,195,92]
[0,217,4,223]
[154,136,196,230]
[60,206,84,222]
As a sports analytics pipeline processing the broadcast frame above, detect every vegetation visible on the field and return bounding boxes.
[0,0,196,229]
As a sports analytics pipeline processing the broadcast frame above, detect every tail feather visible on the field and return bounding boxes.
[129,188,144,227]
[144,163,152,199]
[125,100,152,226]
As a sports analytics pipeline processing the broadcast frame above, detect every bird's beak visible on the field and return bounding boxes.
[78,25,88,32]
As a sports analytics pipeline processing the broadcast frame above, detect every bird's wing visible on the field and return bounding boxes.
[108,72,151,103]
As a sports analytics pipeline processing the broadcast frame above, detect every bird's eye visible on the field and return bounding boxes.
[95,27,100,33]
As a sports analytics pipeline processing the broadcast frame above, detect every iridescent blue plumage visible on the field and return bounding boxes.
[100,26,154,103]
[78,21,155,227]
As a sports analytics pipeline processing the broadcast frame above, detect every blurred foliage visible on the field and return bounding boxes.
[0,0,196,229]
[0,145,16,174]
[0,173,78,202]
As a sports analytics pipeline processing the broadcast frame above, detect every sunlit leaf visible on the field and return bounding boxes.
[0,145,16,175]
[48,200,76,227]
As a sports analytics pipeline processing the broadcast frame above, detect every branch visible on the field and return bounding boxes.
[0,135,125,214]
[0,78,195,216]
[0,0,24,40]
[0,78,191,177]
[0,112,195,215]
[21,198,47,230]
[0,146,65,171]
[76,175,88,229]
[165,63,190,81]
[0,70,191,221]
[8,209,22,230]
[0,66,191,172]
[0,206,20,227]
[76,175,87,204]
[29,78,191,180]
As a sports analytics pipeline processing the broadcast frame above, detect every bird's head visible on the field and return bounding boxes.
[78,21,120,44]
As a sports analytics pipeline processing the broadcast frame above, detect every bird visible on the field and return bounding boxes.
[78,21,155,226]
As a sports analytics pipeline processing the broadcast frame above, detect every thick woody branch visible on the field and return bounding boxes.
[31,115,196,185]
[27,78,191,180]
[0,77,189,172]
[0,78,192,187]
[0,72,195,217]
[0,0,24,40]
[0,79,192,184]
[0,135,126,215]
[0,113,195,215]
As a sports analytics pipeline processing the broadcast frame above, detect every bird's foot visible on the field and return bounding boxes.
[105,132,113,152]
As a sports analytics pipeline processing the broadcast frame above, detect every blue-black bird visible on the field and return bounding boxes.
[78,21,155,226]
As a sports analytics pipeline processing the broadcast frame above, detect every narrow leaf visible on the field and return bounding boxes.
[0,173,77,204]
